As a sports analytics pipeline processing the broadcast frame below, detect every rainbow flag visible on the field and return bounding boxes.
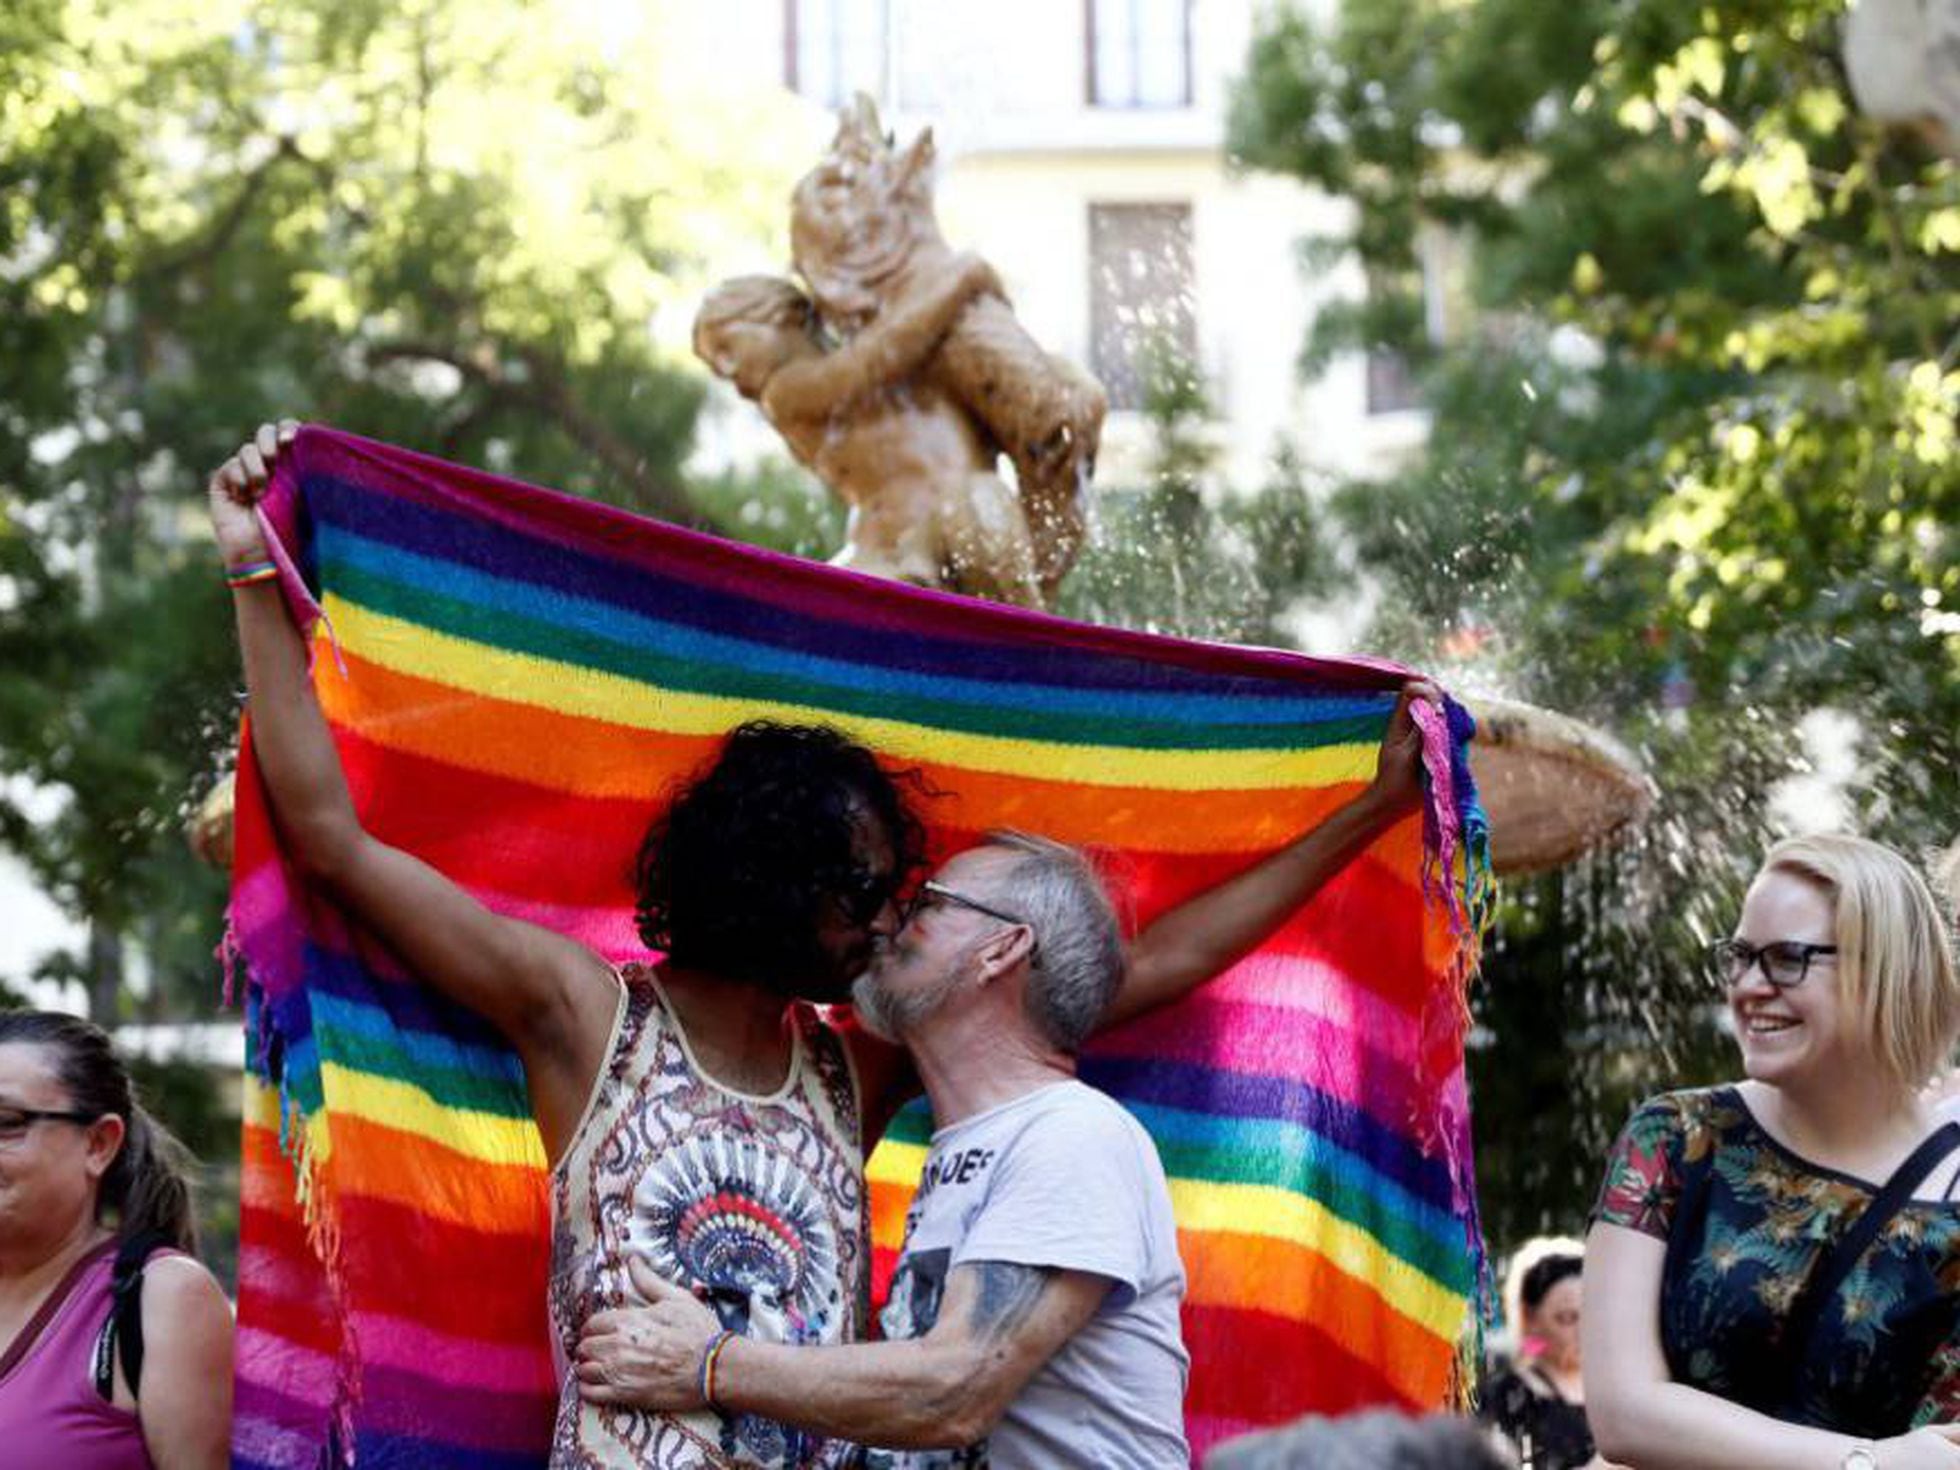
[227,426,1491,1466]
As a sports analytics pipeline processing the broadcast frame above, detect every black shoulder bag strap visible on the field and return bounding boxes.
[90,1230,172,1402]
[1775,1121,1960,1417]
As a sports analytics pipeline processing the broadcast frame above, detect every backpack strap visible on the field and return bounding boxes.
[90,1231,172,1403]
[1776,1122,1960,1415]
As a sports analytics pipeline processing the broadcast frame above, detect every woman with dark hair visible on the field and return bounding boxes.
[0,1010,232,1468]
[1480,1247,1597,1469]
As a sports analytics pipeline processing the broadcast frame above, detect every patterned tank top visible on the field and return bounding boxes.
[549,965,868,1468]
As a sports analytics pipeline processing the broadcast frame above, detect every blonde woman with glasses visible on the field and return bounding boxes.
[1586,834,1960,1470]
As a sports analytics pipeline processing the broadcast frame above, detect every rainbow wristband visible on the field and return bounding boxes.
[225,559,280,590]
[698,1329,737,1412]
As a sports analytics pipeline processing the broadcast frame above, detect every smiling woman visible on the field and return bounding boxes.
[1583,835,1960,1470]
[0,1011,233,1470]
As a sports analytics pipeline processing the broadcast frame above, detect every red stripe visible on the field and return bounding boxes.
[1184,1304,1416,1422]
[336,1194,552,1345]
[335,728,651,907]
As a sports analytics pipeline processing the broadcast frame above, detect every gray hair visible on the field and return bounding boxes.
[1203,1411,1512,1470]
[982,831,1124,1052]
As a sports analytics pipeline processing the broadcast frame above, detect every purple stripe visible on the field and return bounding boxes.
[270,425,1410,692]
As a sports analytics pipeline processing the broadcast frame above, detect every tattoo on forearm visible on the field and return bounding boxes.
[966,1262,1052,1343]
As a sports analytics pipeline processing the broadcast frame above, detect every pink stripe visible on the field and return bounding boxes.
[236,1327,337,1409]
[1198,953,1424,1073]
[238,868,644,978]
[349,1310,556,1396]
[1190,1415,1260,1458]
[1098,991,1430,1118]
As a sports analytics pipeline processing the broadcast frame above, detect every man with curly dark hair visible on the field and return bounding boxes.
[212,420,1439,1470]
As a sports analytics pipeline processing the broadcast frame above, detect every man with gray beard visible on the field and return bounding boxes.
[576,831,1191,1467]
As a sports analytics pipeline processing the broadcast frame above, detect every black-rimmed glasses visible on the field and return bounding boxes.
[901,881,1038,958]
[0,1106,101,1146]
[1707,938,1838,990]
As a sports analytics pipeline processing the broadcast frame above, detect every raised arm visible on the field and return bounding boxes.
[578,1256,1108,1450]
[209,423,617,1160]
[762,254,1002,422]
[1102,679,1435,1030]
[1584,1221,1960,1470]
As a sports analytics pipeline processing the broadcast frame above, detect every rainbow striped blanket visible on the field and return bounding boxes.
[227,426,1490,1466]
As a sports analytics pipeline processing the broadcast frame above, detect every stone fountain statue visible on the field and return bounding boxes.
[192,99,1653,877]
[694,96,1105,608]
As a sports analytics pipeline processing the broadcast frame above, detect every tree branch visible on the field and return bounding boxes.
[366,340,709,528]
[136,137,330,283]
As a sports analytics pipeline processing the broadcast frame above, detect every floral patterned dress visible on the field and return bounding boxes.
[1593,1086,1960,1435]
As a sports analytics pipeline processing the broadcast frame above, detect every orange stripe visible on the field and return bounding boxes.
[1180,1227,1453,1406]
[324,1113,551,1233]
[317,648,1378,851]
[873,1177,1451,1403]
[245,1116,549,1234]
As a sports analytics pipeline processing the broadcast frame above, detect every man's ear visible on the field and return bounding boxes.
[975,921,1034,982]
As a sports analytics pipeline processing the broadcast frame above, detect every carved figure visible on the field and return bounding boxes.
[789,97,1104,601]
[695,256,1048,606]
[695,96,1103,605]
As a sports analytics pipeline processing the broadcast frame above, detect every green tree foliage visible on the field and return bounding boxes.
[1060,342,1337,643]
[1229,0,1959,1244]
[2,3,798,1274]
[0,0,798,1022]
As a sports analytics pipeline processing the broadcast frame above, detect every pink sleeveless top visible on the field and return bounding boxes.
[0,1238,156,1470]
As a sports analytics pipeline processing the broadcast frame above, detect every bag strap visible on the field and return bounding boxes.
[90,1231,171,1402]
[1777,1121,1960,1410]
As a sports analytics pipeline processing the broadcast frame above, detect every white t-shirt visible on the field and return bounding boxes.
[867,1079,1190,1469]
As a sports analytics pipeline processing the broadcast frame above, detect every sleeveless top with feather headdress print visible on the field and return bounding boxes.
[549,966,868,1469]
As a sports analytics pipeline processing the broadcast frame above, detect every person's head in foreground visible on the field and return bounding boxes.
[1718,833,1960,1100]
[851,828,1123,1052]
[1203,1409,1512,1470]
[635,719,930,1004]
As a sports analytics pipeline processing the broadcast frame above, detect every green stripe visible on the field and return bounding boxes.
[1152,1136,1471,1290]
[876,1106,1467,1290]
[327,560,1381,754]
[316,1019,533,1119]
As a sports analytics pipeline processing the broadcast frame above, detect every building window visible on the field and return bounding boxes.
[1364,233,1457,416]
[1366,349,1422,415]
[785,0,888,110]
[1089,203,1197,412]
[1086,0,1193,109]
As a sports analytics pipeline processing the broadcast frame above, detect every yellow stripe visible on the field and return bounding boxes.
[1165,1178,1463,1338]
[318,596,1376,793]
[868,1143,1459,1338]
[320,1063,549,1170]
[867,1140,928,1188]
[243,1072,283,1130]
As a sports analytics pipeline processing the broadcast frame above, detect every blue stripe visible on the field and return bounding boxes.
[321,525,1393,730]
[1122,1097,1463,1254]
[1078,1056,1459,1212]
[303,472,1378,699]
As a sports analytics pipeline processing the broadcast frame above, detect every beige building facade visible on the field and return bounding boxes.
[682,0,1430,492]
